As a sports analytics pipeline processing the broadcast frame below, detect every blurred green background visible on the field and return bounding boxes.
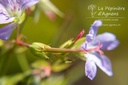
[1,0,128,85]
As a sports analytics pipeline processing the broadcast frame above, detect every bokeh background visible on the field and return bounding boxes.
[0,0,127,85]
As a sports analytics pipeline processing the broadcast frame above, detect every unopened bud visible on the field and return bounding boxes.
[30,42,51,59]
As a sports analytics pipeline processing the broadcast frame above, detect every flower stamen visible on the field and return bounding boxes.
[93,42,103,54]
[84,42,103,54]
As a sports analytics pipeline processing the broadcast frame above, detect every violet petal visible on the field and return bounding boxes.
[89,20,102,37]
[81,42,87,50]
[86,34,93,42]
[93,32,119,50]
[94,53,113,76]
[0,23,18,40]
[85,57,97,80]
[0,13,14,24]
[0,4,14,24]
[21,0,39,10]
[85,54,97,80]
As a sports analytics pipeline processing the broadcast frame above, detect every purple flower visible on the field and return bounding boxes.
[0,0,39,40]
[82,20,119,80]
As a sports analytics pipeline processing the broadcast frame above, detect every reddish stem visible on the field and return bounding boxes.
[14,39,30,47]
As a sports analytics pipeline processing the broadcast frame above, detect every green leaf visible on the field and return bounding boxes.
[52,60,71,72]
[31,60,50,69]
[0,72,30,85]
[59,39,74,48]
[73,37,86,49]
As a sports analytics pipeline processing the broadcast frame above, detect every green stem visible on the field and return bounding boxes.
[44,47,86,53]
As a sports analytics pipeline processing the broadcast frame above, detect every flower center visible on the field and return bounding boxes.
[5,0,26,24]
[84,42,104,54]
[93,42,103,54]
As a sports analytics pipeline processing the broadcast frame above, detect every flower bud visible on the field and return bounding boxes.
[30,42,51,59]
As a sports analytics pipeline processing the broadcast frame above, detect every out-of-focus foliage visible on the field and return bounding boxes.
[0,0,127,85]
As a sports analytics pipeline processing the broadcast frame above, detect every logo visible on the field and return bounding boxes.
[88,4,97,17]
[87,4,125,27]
